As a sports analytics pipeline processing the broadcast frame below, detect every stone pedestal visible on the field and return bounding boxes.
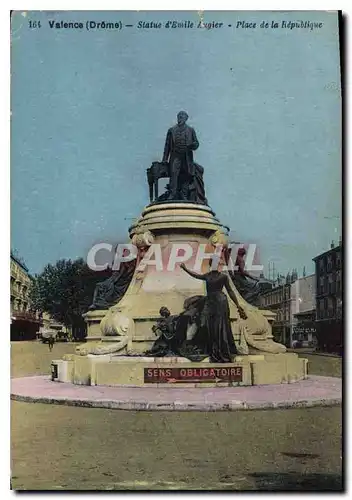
[100,202,233,351]
[82,310,106,341]
[52,352,308,387]
[68,200,289,381]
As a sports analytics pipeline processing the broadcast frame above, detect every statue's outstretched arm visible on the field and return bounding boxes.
[180,263,206,281]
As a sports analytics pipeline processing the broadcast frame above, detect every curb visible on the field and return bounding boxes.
[10,393,342,412]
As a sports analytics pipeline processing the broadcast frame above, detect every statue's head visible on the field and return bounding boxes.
[177,111,188,126]
[159,306,170,318]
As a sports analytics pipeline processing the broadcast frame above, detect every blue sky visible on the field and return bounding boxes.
[11,11,341,276]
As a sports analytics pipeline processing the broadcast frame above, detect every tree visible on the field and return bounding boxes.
[29,258,111,340]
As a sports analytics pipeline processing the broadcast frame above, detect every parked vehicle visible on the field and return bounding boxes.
[39,327,68,343]
[56,331,69,342]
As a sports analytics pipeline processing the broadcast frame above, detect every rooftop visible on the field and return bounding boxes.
[313,244,342,262]
[11,252,29,273]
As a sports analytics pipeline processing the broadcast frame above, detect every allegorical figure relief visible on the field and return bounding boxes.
[180,261,247,363]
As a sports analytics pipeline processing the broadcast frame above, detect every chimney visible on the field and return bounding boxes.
[339,235,342,246]
[331,240,335,249]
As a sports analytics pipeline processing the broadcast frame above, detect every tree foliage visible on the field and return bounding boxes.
[29,258,111,338]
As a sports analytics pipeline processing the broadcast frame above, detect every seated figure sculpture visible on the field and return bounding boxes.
[146,307,180,357]
[228,248,261,306]
[89,259,136,310]
[228,248,272,306]
[146,304,208,362]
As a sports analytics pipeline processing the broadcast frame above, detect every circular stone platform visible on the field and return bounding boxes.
[11,375,341,411]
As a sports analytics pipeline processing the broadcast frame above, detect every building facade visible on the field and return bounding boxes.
[313,242,342,353]
[259,280,292,345]
[290,274,316,346]
[10,253,41,340]
[259,270,316,347]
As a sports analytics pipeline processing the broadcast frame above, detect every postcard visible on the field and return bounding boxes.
[10,10,342,491]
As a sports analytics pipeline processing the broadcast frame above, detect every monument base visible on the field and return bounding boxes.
[52,352,308,387]
[82,310,107,341]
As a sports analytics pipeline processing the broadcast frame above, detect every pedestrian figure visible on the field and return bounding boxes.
[48,335,55,351]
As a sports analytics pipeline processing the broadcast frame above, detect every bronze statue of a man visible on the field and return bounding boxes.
[162,111,199,200]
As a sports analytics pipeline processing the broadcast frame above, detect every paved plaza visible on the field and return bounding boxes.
[11,341,343,491]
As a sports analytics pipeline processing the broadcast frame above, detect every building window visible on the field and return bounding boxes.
[336,271,341,294]
[328,297,336,318]
[336,298,342,319]
[327,255,332,272]
[319,276,324,295]
[336,252,341,269]
[328,274,335,294]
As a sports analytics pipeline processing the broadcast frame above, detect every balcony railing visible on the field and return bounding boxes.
[11,311,41,323]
